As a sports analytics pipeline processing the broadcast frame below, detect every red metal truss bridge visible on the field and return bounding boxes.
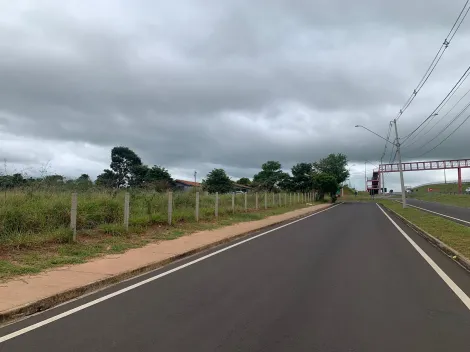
[367,158,470,194]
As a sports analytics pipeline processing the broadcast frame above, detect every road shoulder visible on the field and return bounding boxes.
[0,203,333,325]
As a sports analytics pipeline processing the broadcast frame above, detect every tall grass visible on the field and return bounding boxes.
[0,188,309,245]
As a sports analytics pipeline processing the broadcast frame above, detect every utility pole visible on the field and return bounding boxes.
[364,161,367,192]
[194,171,197,190]
[380,157,386,194]
[393,119,406,208]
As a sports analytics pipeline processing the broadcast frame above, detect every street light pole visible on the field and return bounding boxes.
[355,123,406,208]
[393,119,406,208]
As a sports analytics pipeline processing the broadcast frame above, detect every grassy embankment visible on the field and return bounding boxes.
[0,189,317,280]
[409,182,470,207]
[379,200,470,259]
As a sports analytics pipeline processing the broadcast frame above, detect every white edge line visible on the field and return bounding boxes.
[0,203,342,343]
[376,203,470,311]
[400,202,470,225]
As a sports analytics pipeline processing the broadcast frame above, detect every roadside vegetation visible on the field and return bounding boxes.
[380,200,470,259]
[0,146,351,280]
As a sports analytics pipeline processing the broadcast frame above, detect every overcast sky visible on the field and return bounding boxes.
[1,0,470,191]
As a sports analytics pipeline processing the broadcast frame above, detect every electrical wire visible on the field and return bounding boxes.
[402,84,470,149]
[380,122,393,162]
[413,111,470,158]
[404,94,470,153]
[401,64,470,144]
[394,0,470,122]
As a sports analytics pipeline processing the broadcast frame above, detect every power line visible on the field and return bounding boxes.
[413,111,470,158]
[380,122,393,162]
[401,64,470,144]
[402,84,470,149]
[394,0,470,122]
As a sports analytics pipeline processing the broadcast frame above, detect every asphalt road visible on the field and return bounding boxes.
[406,198,470,225]
[1,203,470,351]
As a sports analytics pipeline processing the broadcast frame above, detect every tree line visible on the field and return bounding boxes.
[0,146,349,200]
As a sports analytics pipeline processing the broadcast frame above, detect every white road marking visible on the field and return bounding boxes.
[398,201,470,225]
[376,204,470,311]
[0,203,342,343]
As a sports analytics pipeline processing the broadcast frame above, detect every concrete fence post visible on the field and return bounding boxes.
[215,192,219,219]
[279,193,281,206]
[284,193,287,206]
[124,192,130,231]
[168,191,173,225]
[195,192,200,222]
[244,192,248,211]
[255,192,259,210]
[232,192,235,213]
[272,192,275,206]
[265,192,267,209]
[290,193,292,205]
[71,193,77,242]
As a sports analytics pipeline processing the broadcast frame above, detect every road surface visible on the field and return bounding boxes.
[406,198,470,226]
[1,203,470,351]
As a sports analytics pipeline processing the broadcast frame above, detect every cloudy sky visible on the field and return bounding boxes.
[1,0,470,191]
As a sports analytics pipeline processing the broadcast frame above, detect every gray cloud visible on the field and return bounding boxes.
[1,0,470,189]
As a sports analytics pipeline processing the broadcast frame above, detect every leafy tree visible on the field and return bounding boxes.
[277,173,293,191]
[130,165,150,187]
[96,169,117,188]
[290,162,314,192]
[143,165,175,190]
[236,177,251,186]
[253,161,287,192]
[313,173,338,201]
[110,146,143,187]
[312,153,349,185]
[202,168,233,194]
[75,173,93,189]
[77,174,91,182]
[43,174,65,185]
[12,173,26,186]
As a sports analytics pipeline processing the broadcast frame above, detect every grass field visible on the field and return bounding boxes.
[380,200,470,259]
[0,189,316,280]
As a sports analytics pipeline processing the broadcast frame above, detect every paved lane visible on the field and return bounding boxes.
[406,198,470,225]
[1,203,470,351]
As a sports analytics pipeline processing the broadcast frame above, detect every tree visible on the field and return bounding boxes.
[290,162,314,192]
[202,168,232,194]
[77,174,91,182]
[96,169,117,188]
[313,173,338,201]
[277,173,293,191]
[76,173,93,188]
[236,177,251,186]
[253,161,287,192]
[143,165,175,190]
[130,165,150,187]
[43,175,65,185]
[312,153,349,185]
[110,146,143,187]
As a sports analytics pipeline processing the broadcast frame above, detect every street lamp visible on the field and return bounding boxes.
[355,121,406,208]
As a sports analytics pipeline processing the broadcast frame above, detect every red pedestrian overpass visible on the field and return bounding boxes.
[367,158,470,194]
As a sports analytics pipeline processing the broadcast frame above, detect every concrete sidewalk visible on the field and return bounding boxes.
[0,203,331,323]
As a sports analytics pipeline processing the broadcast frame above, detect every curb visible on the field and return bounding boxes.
[380,204,470,273]
[0,204,334,326]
